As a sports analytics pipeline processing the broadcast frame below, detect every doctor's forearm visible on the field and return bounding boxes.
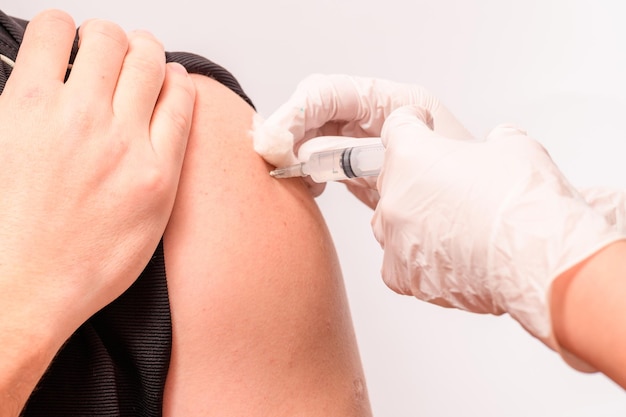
[551,240,626,389]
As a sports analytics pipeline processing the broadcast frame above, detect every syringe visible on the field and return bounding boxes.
[269,140,384,183]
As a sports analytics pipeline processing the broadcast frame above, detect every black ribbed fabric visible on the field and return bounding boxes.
[0,10,254,417]
[24,243,171,417]
[165,51,254,109]
[0,12,21,84]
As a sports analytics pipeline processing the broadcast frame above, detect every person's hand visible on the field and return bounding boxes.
[577,187,626,232]
[0,10,196,338]
[253,74,472,204]
[371,105,625,359]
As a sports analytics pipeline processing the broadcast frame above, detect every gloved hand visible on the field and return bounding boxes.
[578,187,626,232]
[372,106,626,365]
[253,74,472,206]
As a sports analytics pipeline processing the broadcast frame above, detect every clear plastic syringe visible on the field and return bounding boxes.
[269,140,384,183]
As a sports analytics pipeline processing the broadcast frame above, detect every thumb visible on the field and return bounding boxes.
[373,105,463,299]
[373,104,442,246]
[343,177,380,209]
[579,186,626,232]
[380,105,435,148]
[485,123,528,140]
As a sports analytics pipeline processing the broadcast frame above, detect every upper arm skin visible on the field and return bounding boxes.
[162,75,372,416]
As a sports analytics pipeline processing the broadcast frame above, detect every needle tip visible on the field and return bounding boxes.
[268,164,304,179]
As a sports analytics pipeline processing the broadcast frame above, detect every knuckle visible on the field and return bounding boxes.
[124,34,166,78]
[25,9,76,48]
[33,9,76,29]
[125,55,165,85]
[128,29,164,51]
[81,19,128,51]
[137,163,171,198]
[377,195,402,224]
[487,123,527,139]
[68,103,97,133]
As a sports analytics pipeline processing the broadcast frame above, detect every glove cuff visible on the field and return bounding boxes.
[508,231,626,372]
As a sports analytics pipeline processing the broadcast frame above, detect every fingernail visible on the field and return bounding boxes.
[169,62,189,75]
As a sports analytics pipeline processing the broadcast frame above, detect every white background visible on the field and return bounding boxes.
[6,1,626,415]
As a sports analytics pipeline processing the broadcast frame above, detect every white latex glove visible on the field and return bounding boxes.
[372,106,626,359]
[578,187,626,232]
[253,74,472,205]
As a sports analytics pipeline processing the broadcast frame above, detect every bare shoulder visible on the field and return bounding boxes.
[162,74,372,416]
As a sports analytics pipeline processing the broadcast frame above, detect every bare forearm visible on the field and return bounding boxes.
[551,240,626,387]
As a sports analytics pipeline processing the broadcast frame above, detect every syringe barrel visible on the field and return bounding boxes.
[342,143,385,178]
[304,143,384,183]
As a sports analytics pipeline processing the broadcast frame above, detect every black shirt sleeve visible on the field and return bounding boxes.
[0,10,254,109]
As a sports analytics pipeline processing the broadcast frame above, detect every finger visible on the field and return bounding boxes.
[579,187,626,231]
[265,74,474,142]
[255,75,443,168]
[302,177,326,198]
[377,105,450,206]
[344,76,470,139]
[255,75,473,171]
[380,105,436,148]
[344,179,380,209]
[262,74,371,142]
[113,30,166,122]
[149,62,195,173]
[66,19,128,102]
[253,75,333,168]
[8,9,76,87]
[485,123,528,140]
